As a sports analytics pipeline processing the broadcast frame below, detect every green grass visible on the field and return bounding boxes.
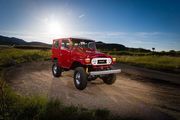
[116,55,180,73]
[0,85,114,120]
[0,48,50,119]
[0,80,131,120]
[0,48,51,67]
[102,50,180,56]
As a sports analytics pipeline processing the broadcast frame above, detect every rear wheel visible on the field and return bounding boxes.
[88,75,98,81]
[74,67,87,90]
[101,74,116,85]
[52,63,62,77]
[101,66,116,84]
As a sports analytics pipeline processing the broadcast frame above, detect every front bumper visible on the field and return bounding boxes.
[89,69,121,76]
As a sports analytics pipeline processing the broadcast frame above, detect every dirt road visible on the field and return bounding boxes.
[6,62,180,120]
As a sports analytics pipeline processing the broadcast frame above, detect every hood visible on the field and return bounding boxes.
[85,50,107,58]
[74,47,107,58]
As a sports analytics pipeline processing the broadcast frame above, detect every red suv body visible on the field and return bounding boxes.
[51,38,120,90]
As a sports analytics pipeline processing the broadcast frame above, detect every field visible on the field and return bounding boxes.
[116,55,180,73]
[100,50,180,73]
[0,48,51,68]
[0,48,119,120]
[0,48,180,119]
[0,47,179,72]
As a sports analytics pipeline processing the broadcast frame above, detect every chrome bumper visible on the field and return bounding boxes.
[89,69,121,76]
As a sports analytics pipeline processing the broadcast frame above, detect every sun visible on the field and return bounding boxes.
[43,15,73,38]
[44,17,64,37]
[48,20,61,35]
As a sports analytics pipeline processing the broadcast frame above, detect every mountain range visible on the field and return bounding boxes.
[0,35,51,47]
[0,35,151,52]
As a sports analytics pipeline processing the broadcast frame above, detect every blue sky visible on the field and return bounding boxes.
[0,0,180,51]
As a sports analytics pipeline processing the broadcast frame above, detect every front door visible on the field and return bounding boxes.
[52,40,60,62]
[60,39,71,68]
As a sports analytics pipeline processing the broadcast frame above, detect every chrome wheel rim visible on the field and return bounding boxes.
[75,72,81,85]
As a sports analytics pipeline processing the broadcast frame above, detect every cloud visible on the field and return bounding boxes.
[78,14,85,18]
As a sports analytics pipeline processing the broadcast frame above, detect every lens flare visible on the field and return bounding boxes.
[48,20,62,35]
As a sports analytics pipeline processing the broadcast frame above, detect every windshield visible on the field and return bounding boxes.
[72,39,96,50]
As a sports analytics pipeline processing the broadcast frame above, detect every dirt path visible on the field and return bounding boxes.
[5,62,180,120]
[117,63,180,84]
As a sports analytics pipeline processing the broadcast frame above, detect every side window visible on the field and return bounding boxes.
[54,40,59,48]
[61,39,70,49]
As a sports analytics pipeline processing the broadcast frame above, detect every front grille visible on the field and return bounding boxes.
[97,60,107,64]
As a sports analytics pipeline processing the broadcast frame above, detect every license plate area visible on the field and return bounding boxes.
[98,60,107,64]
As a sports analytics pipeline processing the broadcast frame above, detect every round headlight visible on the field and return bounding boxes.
[107,58,112,64]
[91,58,97,65]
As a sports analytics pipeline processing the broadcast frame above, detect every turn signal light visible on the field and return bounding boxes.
[112,58,116,62]
[85,58,91,64]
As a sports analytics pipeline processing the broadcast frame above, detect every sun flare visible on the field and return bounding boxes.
[48,20,61,35]
[44,17,64,37]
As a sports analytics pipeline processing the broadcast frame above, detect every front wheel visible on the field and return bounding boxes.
[74,67,88,90]
[101,74,116,85]
[52,63,62,77]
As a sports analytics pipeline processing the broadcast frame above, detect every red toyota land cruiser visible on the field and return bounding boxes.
[51,38,121,90]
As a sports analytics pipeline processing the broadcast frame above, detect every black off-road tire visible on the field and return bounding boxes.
[52,63,62,77]
[102,74,116,85]
[74,67,88,90]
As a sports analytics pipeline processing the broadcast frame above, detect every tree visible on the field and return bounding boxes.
[152,47,155,52]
